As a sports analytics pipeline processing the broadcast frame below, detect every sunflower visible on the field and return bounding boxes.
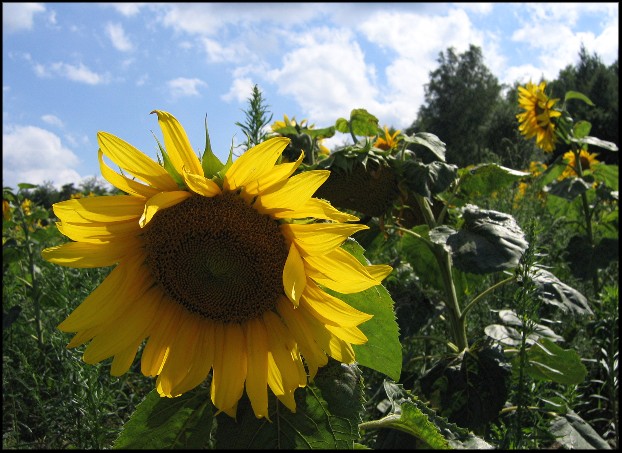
[516,81,562,153]
[374,126,401,151]
[42,110,392,420]
[559,149,600,180]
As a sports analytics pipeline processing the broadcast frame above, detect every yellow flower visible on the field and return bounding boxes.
[2,199,11,221]
[528,161,547,177]
[374,126,401,151]
[21,199,32,215]
[516,81,562,153]
[559,149,600,180]
[42,110,391,419]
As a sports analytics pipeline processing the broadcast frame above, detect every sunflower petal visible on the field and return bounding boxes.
[255,170,330,214]
[98,132,178,191]
[98,150,160,199]
[211,323,247,416]
[223,137,290,191]
[57,219,140,243]
[111,338,143,376]
[300,279,372,327]
[281,223,368,256]
[244,318,269,419]
[242,152,304,199]
[170,319,215,396]
[42,238,141,268]
[283,243,306,306]
[52,195,145,223]
[152,110,204,177]
[182,170,221,197]
[139,191,192,228]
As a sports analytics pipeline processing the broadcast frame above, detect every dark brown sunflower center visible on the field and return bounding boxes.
[142,192,288,323]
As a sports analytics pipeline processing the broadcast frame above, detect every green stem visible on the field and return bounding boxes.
[460,276,517,321]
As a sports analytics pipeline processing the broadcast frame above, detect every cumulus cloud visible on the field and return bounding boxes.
[167,77,207,98]
[107,3,147,17]
[34,61,109,85]
[222,77,255,103]
[2,3,46,33]
[105,22,133,52]
[2,125,83,189]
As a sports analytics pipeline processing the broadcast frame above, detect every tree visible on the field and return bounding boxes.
[407,45,502,167]
[235,84,273,151]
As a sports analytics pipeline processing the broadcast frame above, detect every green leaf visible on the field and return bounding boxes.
[398,225,445,292]
[549,410,612,449]
[201,116,226,178]
[113,388,214,449]
[592,163,619,190]
[307,126,336,140]
[399,160,458,198]
[17,183,38,189]
[338,239,402,381]
[565,235,619,281]
[446,205,528,274]
[524,338,587,385]
[564,90,595,106]
[572,120,592,139]
[153,135,185,188]
[349,109,379,137]
[572,135,619,151]
[402,132,447,162]
[457,164,529,201]
[214,380,360,449]
[529,267,592,315]
[335,118,350,134]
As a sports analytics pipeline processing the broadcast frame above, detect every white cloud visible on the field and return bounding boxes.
[2,125,83,189]
[107,3,147,17]
[222,77,255,103]
[167,77,207,98]
[201,37,249,63]
[2,3,46,33]
[105,22,134,52]
[41,114,64,128]
[34,61,109,85]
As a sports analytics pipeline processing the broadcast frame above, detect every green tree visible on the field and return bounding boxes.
[406,45,502,167]
[549,46,619,164]
[235,84,273,151]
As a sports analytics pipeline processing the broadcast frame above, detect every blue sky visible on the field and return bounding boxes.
[3,2,619,191]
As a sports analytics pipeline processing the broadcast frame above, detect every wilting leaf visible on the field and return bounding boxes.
[402,132,447,162]
[529,267,592,315]
[457,164,529,200]
[400,160,458,198]
[545,178,593,200]
[446,205,528,274]
[549,410,612,449]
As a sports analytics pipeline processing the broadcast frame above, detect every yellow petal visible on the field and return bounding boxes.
[255,170,329,214]
[244,318,269,419]
[211,323,247,416]
[299,278,372,327]
[52,195,145,223]
[57,219,140,243]
[98,132,178,191]
[304,247,389,294]
[223,137,290,191]
[263,311,306,392]
[139,191,192,228]
[182,170,221,197]
[272,198,359,222]
[170,319,215,396]
[152,110,204,177]
[111,338,143,376]
[283,243,306,306]
[98,150,160,199]
[296,305,357,362]
[241,152,304,200]
[281,223,368,257]
[58,253,149,332]
[142,295,184,377]
[42,238,142,268]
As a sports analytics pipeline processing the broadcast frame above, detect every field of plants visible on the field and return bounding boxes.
[3,47,618,449]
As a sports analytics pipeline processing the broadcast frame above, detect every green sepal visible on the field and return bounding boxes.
[152,133,185,189]
[201,115,225,178]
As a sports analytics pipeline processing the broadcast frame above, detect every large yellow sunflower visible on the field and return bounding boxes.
[42,110,392,419]
[374,126,401,151]
[516,81,562,153]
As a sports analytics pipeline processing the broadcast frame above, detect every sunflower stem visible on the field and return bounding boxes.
[460,275,517,322]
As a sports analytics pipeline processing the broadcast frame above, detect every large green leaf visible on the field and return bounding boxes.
[398,225,445,292]
[402,132,447,162]
[545,177,593,200]
[349,108,379,137]
[549,410,612,449]
[113,387,214,449]
[523,338,587,385]
[337,240,402,381]
[457,164,529,201]
[446,205,528,274]
[593,163,619,190]
[214,372,361,449]
[529,267,592,315]
[399,160,458,198]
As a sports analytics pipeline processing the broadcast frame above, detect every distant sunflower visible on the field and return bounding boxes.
[559,149,600,180]
[516,81,561,153]
[374,126,401,151]
[42,110,392,419]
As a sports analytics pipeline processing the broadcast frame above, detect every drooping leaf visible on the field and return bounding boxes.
[545,177,593,200]
[337,239,402,381]
[349,109,379,137]
[113,387,214,449]
[549,410,612,450]
[214,380,360,449]
[399,160,458,198]
[484,309,563,347]
[446,205,528,274]
[306,126,336,140]
[402,132,447,162]
[313,360,365,421]
[572,136,619,152]
[523,338,587,385]
[529,267,592,315]
[564,90,594,106]
[17,182,38,189]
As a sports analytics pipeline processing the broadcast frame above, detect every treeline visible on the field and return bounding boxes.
[21,176,119,211]
[406,44,619,169]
